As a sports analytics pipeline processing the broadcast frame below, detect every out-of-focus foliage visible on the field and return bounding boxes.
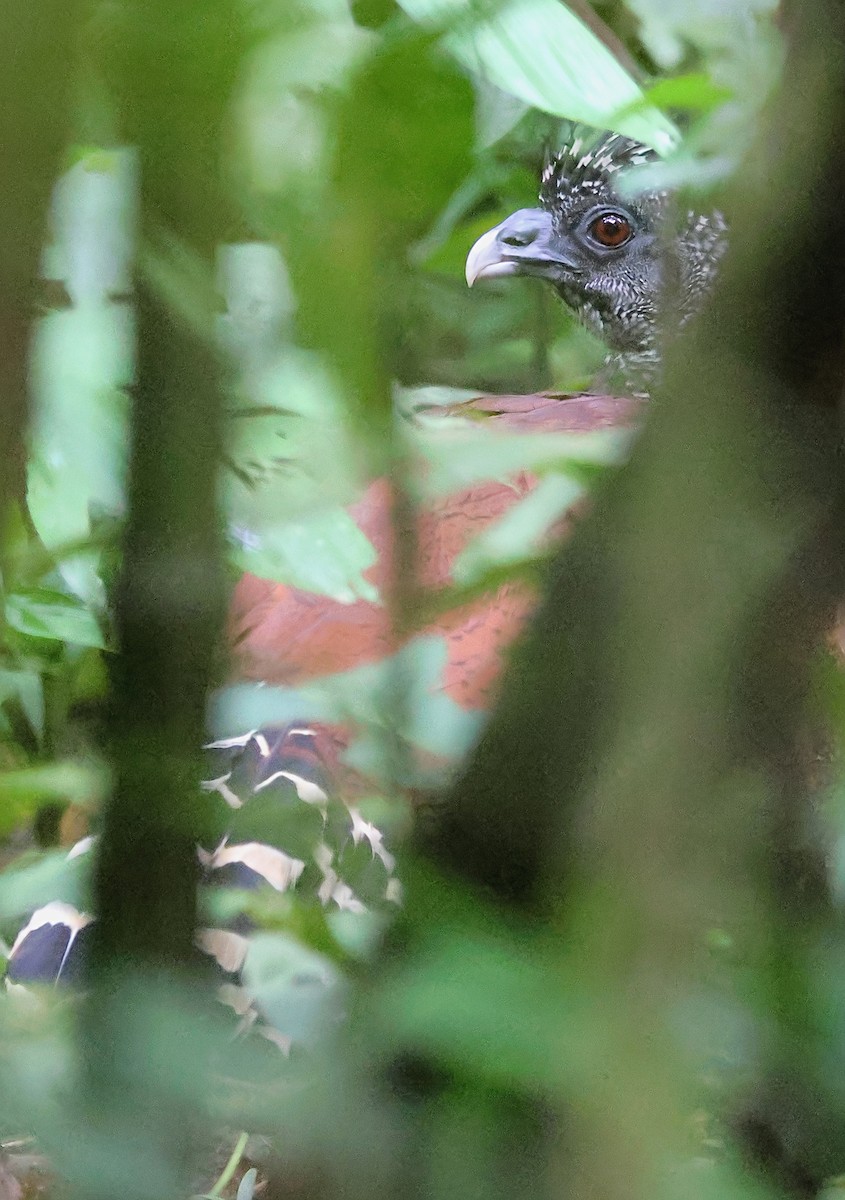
[4,1,845,1199]
[0,0,779,816]
[394,0,679,148]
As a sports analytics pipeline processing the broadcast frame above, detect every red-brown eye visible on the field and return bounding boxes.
[589,213,633,248]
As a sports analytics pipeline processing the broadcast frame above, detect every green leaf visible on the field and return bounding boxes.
[452,472,585,585]
[336,33,476,233]
[0,839,93,915]
[412,409,634,497]
[375,920,584,1092]
[336,836,392,905]
[5,588,106,649]
[0,668,45,742]
[28,306,131,605]
[213,636,487,768]
[327,908,389,958]
[396,0,679,152]
[420,207,516,276]
[224,351,380,598]
[227,785,327,861]
[623,0,778,69]
[224,353,360,510]
[242,933,344,1045]
[635,72,734,114]
[228,505,380,601]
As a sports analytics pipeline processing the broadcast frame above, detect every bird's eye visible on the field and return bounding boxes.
[588,213,633,248]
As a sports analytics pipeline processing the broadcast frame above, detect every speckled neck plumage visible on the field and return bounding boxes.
[539,129,727,392]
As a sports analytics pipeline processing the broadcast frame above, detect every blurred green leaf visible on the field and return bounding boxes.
[0,668,45,742]
[243,932,344,1045]
[223,350,380,597]
[420,208,515,276]
[336,836,392,905]
[227,784,327,860]
[336,33,476,234]
[411,408,634,497]
[396,0,679,151]
[376,922,583,1093]
[5,589,106,649]
[327,907,390,958]
[229,505,380,601]
[28,306,131,606]
[624,0,779,68]
[0,841,92,916]
[633,72,734,114]
[0,760,107,808]
[214,635,486,768]
[452,472,584,584]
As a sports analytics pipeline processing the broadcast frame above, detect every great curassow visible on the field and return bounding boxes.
[466,129,726,392]
[3,126,723,1038]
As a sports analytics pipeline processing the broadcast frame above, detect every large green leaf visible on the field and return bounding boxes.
[396,0,679,151]
[224,349,380,598]
[410,403,634,497]
[5,588,107,649]
[228,505,380,601]
[27,306,131,607]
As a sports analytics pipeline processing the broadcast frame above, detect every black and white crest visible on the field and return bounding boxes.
[466,123,727,394]
[540,127,659,210]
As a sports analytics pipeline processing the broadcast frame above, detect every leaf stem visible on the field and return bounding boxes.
[209,1131,249,1198]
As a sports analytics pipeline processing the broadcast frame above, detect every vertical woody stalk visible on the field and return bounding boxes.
[80,4,241,1197]
[419,0,845,1193]
[0,7,80,522]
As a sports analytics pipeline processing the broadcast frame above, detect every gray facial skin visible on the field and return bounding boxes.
[466,130,727,392]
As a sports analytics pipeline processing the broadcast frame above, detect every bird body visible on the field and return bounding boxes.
[230,391,637,713]
[3,124,713,1012]
[4,390,638,1015]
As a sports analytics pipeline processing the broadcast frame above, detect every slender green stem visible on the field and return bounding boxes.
[208,1131,249,1198]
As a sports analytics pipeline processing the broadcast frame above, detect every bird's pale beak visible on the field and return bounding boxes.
[466,207,573,286]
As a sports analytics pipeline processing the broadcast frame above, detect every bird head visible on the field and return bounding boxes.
[466,128,726,388]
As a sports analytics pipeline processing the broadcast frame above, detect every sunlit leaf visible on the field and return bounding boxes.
[396,0,678,151]
[28,306,131,606]
[229,506,380,601]
[5,589,106,649]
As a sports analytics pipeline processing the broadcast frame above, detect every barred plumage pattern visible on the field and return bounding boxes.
[5,726,399,1051]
